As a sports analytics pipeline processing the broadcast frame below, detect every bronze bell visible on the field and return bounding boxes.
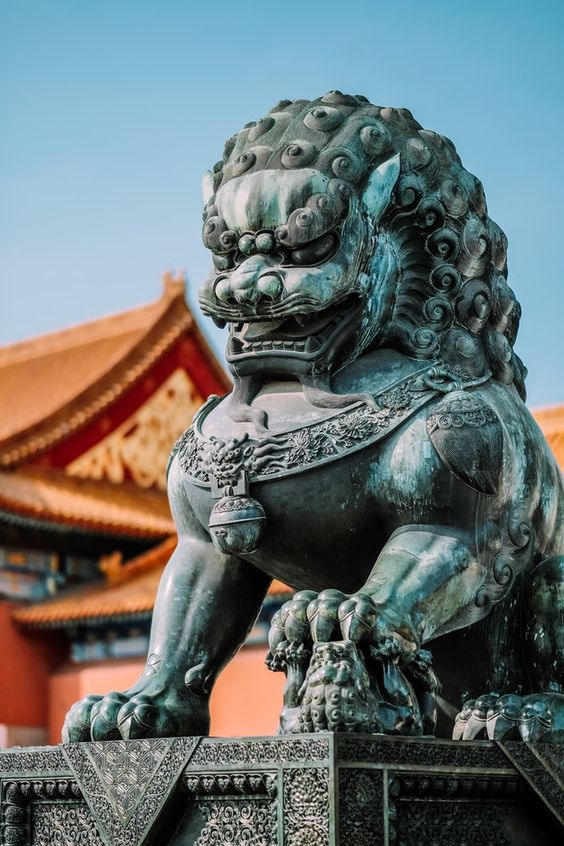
[208,495,266,555]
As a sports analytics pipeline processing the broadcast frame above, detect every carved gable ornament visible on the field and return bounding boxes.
[67,369,202,490]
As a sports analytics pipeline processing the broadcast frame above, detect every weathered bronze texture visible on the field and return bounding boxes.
[1,736,562,845]
[62,92,563,744]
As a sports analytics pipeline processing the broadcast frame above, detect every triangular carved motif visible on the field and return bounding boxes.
[87,738,170,825]
[63,737,199,846]
[498,741,564,828]
[528,739,564,788]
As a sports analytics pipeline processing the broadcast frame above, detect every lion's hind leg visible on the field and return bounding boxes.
[523,555,564,695]
[454,555,564,742]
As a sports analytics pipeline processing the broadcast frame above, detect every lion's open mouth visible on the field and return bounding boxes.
[226,294,362,367]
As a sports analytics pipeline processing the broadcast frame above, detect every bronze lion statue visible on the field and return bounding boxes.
[64,92,564,744]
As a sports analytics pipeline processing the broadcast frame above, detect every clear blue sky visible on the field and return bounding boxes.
[1,0,563,406]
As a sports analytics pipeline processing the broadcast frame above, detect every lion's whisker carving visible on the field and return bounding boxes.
[301,375,379,411]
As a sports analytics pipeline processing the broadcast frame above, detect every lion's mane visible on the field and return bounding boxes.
[204,91,526,398]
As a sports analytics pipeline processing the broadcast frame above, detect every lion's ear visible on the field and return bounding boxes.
[202,170,214,206]
[361,153,401,220]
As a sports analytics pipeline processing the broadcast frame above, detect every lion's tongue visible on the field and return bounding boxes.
[242,320,284,340]
[241,310,336,342]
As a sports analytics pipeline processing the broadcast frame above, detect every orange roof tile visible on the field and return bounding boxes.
[533,404,564,471]
[0,274,227,468]
[0,467,174,538]
[13,559,166,627]
[13,536,293,628]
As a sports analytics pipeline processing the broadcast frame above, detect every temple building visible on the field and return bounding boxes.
[0,275,562,745]
[0,274,287,745]
[0,272,226,597]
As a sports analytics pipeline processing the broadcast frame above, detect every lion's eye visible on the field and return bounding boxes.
[286,232,339,266]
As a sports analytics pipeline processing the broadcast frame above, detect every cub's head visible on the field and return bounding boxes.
[199,92,525,397]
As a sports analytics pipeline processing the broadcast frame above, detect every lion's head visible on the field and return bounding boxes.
[199,91,526,403]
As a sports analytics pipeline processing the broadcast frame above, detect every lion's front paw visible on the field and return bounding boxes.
[267,588,429,736]
[269,588,411,652]
[62,684,210,743]
[453,692,564,742]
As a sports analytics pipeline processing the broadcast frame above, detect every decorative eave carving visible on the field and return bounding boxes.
[66,369,202,490]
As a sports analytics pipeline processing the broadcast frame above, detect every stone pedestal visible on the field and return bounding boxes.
[0,735,562,845]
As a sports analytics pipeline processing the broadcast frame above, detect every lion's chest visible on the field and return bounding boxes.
[180,397,435,591]
[187,446,385,591]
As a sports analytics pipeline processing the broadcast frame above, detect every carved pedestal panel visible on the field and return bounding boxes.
[0,736,561,846]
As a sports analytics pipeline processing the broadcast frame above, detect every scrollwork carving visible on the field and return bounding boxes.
[339,769,384,845]
[189,737,329,767]
[499,741,564,824]
[390,798,511,846]
[283,768,329,846]
[176,368,487,488]
[335,736,508,769]
[32,804,102,846]
[387,773,525,846]
[194,799,276,846]
[0,748,66,775]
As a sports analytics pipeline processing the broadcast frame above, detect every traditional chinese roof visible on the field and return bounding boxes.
[0,274,228,468]
[0,466,174,538]
[12,538,176,627]
[532,404,564,471]
[13,536,292,628]
[0,274,230,542]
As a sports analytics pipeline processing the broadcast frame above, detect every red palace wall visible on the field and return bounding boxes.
[46,645,285,745]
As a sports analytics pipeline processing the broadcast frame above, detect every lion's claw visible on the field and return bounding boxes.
[89,692,128,741]
[338,594,378,642]
[116,695,175,740]
[273,589,392,650]
[485,693,523,740]
[62,684,209,742]
[306,589,347,642]
[62,694,103,743]
[516,694,564,742]
[453,691,564,741]
[461,693,499,740]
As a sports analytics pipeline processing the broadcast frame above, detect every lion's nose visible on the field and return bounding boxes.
[256,273,283,300]
[214,258,284,308]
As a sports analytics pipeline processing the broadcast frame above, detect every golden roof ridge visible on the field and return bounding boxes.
[0,274,185,366]
[0,275,196,466]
